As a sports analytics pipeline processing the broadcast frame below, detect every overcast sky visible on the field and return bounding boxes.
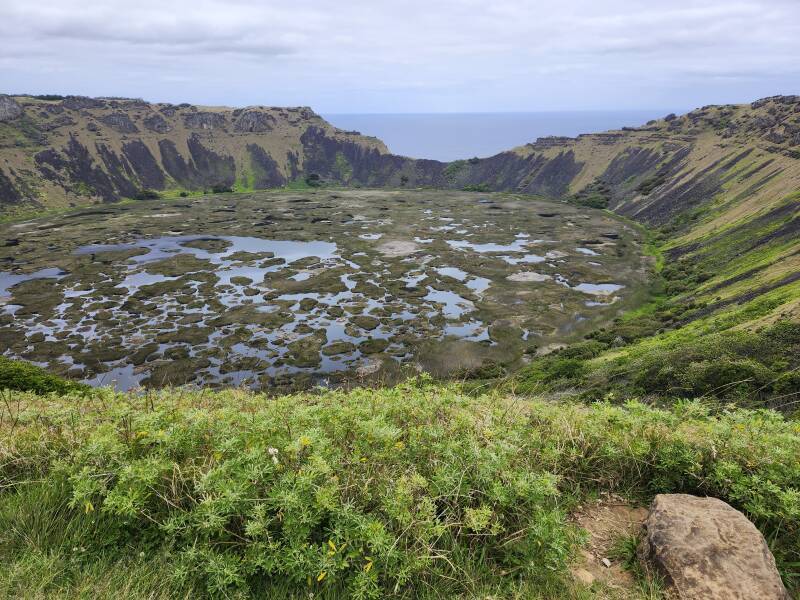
[1,0,798,113]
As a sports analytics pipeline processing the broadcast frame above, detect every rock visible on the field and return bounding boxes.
[764,130,786,144]
[0,95,23,122]
[99,112,140,133]
[184,111,226,130]
[143,113,172,133]
[61,95,106,110]
[638,494,789,600]
[233,110,276,133]
[600,558,611,568]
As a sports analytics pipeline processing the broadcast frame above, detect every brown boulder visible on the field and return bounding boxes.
[638,494,788,599]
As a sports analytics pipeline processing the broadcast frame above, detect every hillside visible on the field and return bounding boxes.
[0,94,389,211]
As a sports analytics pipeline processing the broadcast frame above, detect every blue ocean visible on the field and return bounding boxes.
[324,110,680,162]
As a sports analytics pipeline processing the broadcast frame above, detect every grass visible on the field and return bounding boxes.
[1,378,798,598]
[608,533,665,599]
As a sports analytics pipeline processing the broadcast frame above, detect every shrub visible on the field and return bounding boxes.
[1,381,581,597]
[1,381,798,596]
[132,189,161,200]
[584,322,800,408]
[0,357,88,394]
[210,184,233,194]
[304,173,323,187]
[514,356,588,393]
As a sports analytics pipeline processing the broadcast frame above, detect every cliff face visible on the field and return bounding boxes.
[0,94,391,210]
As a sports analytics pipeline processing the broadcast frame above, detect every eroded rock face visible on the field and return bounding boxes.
[233,110,276,133]
[0,95,23,121]
[143,113,172,133]
[184,111,226,130]
[61,95,106,110]
[99,112,140,134]
[639,494,788,600]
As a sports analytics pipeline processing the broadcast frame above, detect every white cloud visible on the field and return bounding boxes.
[0,0,798,111]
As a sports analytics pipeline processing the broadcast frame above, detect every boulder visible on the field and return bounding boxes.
[638,494,788,600]
[0,95,23,121]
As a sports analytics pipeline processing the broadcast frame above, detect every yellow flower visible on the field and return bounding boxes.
[300,435,311,447]
[364,560,373,573]
[84,500,94,513]
[317,571,326,582]
[394,441,405,450]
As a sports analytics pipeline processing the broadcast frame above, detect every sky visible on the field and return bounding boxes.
[1,0,799,113]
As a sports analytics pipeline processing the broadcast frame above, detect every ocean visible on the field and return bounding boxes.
[323,110,678,162]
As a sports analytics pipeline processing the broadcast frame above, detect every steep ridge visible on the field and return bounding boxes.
[2,95,799,227]
[0,94,390,210]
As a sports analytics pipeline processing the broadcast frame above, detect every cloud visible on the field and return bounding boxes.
[0,0,798,111]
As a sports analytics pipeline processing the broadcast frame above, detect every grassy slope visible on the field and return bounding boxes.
[504,99,800,411]
[1,381,798,598]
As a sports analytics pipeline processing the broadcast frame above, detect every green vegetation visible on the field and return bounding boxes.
[333,152,353,181]
[570,180,611,209]
[0,356,89,394]
[512,320,800,409]
[304,173,324,187]
[1,379,798,598]
[443,160,467,182]
[133,189,162,200]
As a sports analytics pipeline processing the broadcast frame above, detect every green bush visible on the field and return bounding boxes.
[503,355,588,394]
[304,173,323,187]
[0,357,88,394]
[583,322,800,408]
[132,189,161,200]
[1,380,797,596]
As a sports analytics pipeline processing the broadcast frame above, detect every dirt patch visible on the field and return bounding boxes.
[377,240,418,257]
[570,494,649,596]
[507,271,551,282]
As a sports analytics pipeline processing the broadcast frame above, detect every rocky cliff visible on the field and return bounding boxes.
[0,94,393,211]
